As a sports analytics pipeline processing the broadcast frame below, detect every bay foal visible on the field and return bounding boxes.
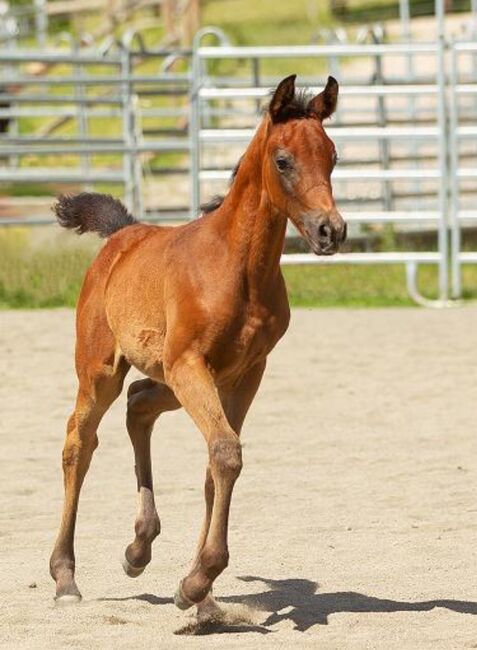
[50,75,346,609]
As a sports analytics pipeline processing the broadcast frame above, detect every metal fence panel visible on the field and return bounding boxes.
[190,37,449,305]
[2,22,477,304]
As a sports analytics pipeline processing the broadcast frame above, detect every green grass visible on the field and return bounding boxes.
[0,228,98,308]
[1,228,476,309]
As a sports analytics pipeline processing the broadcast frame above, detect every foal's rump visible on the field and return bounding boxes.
[53,192,166,381]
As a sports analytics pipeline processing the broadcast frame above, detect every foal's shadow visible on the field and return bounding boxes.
[222,576,477,632]
[100,576,477,635]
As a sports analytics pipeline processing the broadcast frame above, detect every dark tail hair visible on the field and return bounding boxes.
[53,192,137,238]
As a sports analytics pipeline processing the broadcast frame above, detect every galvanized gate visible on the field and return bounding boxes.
[449,40,477,299]
[190,37,450,306]
[1,14,477,304]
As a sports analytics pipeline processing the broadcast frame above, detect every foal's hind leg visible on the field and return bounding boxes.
[123,379,180,576]
[50,356,129,603]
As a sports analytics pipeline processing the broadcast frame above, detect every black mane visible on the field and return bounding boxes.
[269,88,314,123]
[200,159,241,214]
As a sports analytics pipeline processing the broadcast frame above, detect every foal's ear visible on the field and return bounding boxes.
[269,74,297,123]
[308,76,339,121]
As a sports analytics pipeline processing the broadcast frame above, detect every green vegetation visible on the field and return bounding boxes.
[1,229,475,309]
[0,228,98,308]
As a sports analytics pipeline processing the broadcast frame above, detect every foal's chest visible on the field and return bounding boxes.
[213,306,289,381]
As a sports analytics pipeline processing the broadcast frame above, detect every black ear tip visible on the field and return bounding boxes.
[280,73,297,85]
[327,75,338,87]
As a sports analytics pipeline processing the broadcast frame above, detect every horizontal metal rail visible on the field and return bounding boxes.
[280,252,441,265]
[199,168,441,181]
[198,43,439,59]
[459,253,477,263]
[0,141,190,155]
[0,108,123,118]
[2,74,190,86]
[199,85,439,99]
[198,126,440,142]
[0,169,125,182]
[342,211,439,223]
[0,49,123,64]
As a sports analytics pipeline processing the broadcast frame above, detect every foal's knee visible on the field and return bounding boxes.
[209,437,242,480]
[62,413,98,469]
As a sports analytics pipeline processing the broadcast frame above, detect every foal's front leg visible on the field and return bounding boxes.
[166,355,242,608]
[193,360,266,617]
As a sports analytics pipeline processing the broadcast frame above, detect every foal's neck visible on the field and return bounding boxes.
[215,122,287,298]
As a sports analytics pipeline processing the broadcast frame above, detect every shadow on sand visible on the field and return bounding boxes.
[99,576,477,635]
[222,576,477,631]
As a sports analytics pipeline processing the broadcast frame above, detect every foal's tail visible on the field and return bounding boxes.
[53,192,137,238]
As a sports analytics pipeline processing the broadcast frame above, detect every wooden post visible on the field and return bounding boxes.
[181,0,200,46]
[163,0,177,43]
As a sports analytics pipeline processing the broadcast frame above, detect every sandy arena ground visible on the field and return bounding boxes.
[1,307,476,649]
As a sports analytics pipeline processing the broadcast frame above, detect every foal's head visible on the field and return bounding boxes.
[264,74,346,255]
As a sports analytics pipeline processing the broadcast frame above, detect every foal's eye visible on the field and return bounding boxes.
[275,157,289,172]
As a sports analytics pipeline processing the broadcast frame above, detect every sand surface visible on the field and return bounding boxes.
[1,307,476,649]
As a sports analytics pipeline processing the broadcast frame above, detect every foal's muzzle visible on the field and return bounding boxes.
[303,212,347,256]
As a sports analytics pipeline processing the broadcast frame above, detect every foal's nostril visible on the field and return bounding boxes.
[318,223,332,241]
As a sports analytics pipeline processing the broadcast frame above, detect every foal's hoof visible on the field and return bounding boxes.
[55,593,82,606]
[122,555,146,578]
[54,589,82,606]
[174,581,195,611]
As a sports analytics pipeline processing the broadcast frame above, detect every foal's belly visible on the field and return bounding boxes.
[117,325,167,381]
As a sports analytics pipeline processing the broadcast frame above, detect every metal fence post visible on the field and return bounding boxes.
[435,0,449,300]
[448,40,461,298]
[34,0,47,48]
[73,40,91,192]
[371,30,392,212]
[131,94,143,219]
[190,34,202,218]
[121,45,134,211]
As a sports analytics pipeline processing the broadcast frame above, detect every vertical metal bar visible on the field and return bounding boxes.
[189,26,231,219]
[190,33,202,218]
[372,32,392,212]
[131,94,143,219]
[34,0,47,48]
[471,0,477,112]
[74,42,90,191]
[435,0,449,300]
[399,0,419,209]
[399,0,411,39]
[449,41,461,298]
[6,27,18,171]
[252,57,260,115]
[121,46,134,210]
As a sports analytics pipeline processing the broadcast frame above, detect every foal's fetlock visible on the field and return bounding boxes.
[175,573,213,609]
[209,437,242,479]
[175,548,228,610]
[50,556,82,603]
[134,514,161,542]
[123,515,160,577]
